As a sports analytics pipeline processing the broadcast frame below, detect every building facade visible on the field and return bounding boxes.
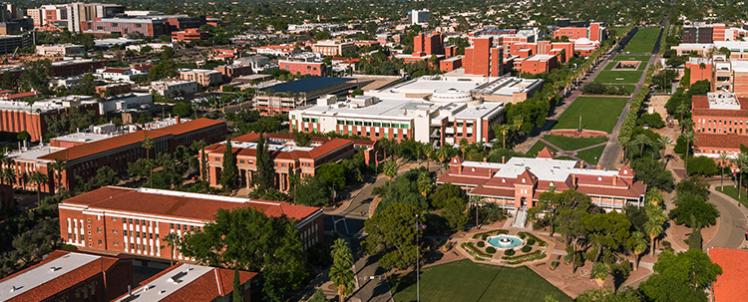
[57,186,325,260]
[692,92,748,158]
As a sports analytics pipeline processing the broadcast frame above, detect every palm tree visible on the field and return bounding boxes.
[423,144,434,170]
[29,171,48,203]
[51,159,66,194]
[164,232,179,266]
[719,153,729,190]
[737,154,748,199]
[383,160,398,180]
[682,128,693,177]
[143,136,154,160]
[644,203,666,256]
[3,167,15,187]
[657,136,672,161]
[494,124,511,149]
[329,238,355,302]
[630,231,648,270]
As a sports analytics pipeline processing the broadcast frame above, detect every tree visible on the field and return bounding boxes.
[442,196,468,231]
[644,202,666,256]
[582,212,632,262]
[430,184,465,209]
[181,208,307,301]
[383,160,398,180]
[632,158,675,192]
[164,232,179,266]
[640,250,722,302]
[293,177,331,206]
[686,156,718,176]
[142,136,153,160]
[364,202,422,270]
[416,171,432,198]
[221,140,238,190]
[29,171,48,203]
[172,102,193,117]
[232,269,242,302]
[254,136,275,191]
[51,159,66,194]
[669,194,719,227]
[577,289,643,302]
[719,152,729,190]
[329,238,355,302]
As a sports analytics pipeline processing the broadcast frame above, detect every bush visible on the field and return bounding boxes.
[686,156,719,176]
[477,241,485,248]
[550,260,560,270]
[527,238,536,246]
[504,249,515,256]
[521,245,532,253]
[638,113,665,129]
[486,246,496,254]
[519,233,527,239]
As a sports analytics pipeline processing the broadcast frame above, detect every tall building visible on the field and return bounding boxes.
[58,186,324,259]
[27,3,124,32]
[410,9,430,26]
[682,23,727,43]
[463,37,502,77]
[413,32,444,57]
[552,22,606,42]
[693,92,748,158]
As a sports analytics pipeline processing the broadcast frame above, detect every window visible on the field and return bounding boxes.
[123,230,128,236]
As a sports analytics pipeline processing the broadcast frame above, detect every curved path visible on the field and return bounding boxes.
[704,185,748,249]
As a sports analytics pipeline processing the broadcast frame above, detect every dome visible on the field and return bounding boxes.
[430,88,472,104]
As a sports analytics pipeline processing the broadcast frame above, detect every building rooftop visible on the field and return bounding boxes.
[0,251,117,302]
[0,95,96,112]
[491,157,618,182]
[114,263,256,302]
[60,186,321,224]
[208,132,355,161]
[263,77,353,94]
[709,248,748,302]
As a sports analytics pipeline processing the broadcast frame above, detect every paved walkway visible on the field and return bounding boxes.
[704,184,748,249]
[536,136,608,164]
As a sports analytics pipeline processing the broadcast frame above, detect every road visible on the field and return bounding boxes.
[704,185,748,249]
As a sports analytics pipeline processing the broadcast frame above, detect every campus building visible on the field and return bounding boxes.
[3,118,226,193]
[552,22,606,42]
[57,186,324,260]
[463,37,502,77]
[114,263,257,302]
[0,95,98,142]
[278,59,325,77]
[311,39,355,57]
[178,69,223,87]
[709,248,748,302]
[201,132,373,192]
[35,43,85,57]
[437,149,646,211]
[0,250,133,302]
[254,77,361,115]
[692,92,748,158]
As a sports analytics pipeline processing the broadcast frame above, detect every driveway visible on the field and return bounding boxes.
[704,185,748,249]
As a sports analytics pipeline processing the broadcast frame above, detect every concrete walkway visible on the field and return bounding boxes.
[704,184,748,249]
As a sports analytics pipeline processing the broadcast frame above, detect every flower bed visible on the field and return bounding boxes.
[471,229,509,240]
[518,232,547,246]
[461,242,491,258]
[503,251,547,265]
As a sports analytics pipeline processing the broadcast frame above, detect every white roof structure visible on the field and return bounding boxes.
[707,91,741,110]
[114,264,214,302]
[487,157,619,182]
[732,60,748,73]
[0,95,96,113]
[303,96,434,121]
[0,253,101,301]
[714,41,748,52]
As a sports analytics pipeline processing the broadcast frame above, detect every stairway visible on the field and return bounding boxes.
[512,207,528,229]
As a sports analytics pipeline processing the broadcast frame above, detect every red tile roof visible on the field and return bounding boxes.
[0,250,119,302]
[208,132,358,162]
[709,248,748,302]
[40,118,225,161]
[695,133,748,150]
[61,186,321,222]
[692,95,748,117]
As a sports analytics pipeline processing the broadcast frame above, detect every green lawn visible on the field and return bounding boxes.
[594,69,644,84]
[623,27,661,54]
[612,55,652,62]
[716,185,748,207]
[543,135,607,151]
[553,97,627,133]
[577,145,606,165]
[392,260,572,302]
[527,141,555,156]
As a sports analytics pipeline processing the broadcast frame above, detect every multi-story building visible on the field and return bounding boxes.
[0,32,33,54]
[28,3,125,32]
[201,132,372,192]
[0,250,132,302]
[682,23,726,43]
[311,39,355,57]
[0,95,97,142]
[214,63,254,81]
[410,9,430,26]
[150,80,198,98]
[57,186,324,259]
[4,118,226,193]
[693,92,748,158]
[463,37,502,77]
[91,17,169,37]
[253,43,296,56]
[171,28,206,43]
[178,69,223,87]
[113,263,256,302]
[438,149,646,211]
[517,54,559,75]
[255,77,361,115]
[35,43,85,57]
[552,22,606,42]
[413,32,444,57]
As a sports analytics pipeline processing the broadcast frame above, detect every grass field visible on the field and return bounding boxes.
[552,97,627,133]
[527,141,554,156]
[543,135,607,151]
[612,55,652,62]
[716,186,748,207]
[577,145,606,165]
[594,69,644,84]
[392,260,572,302]
[623,27,661,54]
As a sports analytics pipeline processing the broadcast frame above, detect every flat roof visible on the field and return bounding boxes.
[298,97,433,120]
[487,157,619,182]
[60,186,321,223]
[263,77,353,94]
[0,95,96,112]
[0,252,103,301]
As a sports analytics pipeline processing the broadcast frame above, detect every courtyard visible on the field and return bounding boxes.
[552,96,627,133]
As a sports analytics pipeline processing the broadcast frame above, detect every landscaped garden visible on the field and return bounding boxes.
[716,185,748,207]
[392,260,572,302]
[526,141,555,156]
[622,27,661,54]
[576,145,606,165]
[552,97,627,133]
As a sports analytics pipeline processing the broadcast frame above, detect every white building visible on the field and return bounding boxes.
[150,80,199,98]
[35,44,85,57]
[97,92,152,115]
[410,9,430,26]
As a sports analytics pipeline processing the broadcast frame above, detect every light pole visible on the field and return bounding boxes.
[415,213,420,302]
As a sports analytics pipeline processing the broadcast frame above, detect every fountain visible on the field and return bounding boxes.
[486,234,524,249]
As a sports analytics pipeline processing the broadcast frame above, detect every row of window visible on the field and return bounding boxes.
[335,119,410,129]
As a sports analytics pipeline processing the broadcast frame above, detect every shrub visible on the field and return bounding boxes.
[519,233,527,239]
[486,246,496,254]
[481,234,489,240]
[477,241,485,248]
[550,260,560,270]
[527,238,536,246]
[504,249,515,256]
[521,245,532,253]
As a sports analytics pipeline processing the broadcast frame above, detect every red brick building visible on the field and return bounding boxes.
[686,58,714,86]
[463,37,502,77]
[114,263,257,302]
[553,22,605,42]
[0,250,132,302]
[709,248,748,302]
[58,186,325,260]
[4,118,227,193]
[279,60,325,77]
[692,92,748,157]
[517,54,559,75]
[171,28,207,43]
[437,148,646,211]
[413,32,444,57]
[201,132,373,192]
